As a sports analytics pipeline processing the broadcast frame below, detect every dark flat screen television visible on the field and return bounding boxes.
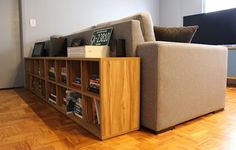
[183,8,236,45]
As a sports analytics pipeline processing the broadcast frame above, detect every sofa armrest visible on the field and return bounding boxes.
[137,41,228,131]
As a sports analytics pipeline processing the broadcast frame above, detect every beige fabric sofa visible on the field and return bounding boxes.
[65,11,227,133]
[137,41,227,132]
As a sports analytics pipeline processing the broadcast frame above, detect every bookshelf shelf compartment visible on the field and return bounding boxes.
[56,60,67,85]
[47,82,57,105]
[25,57,140,140]
[47,60,56,82]
[57,86,67,107]
[68,60,82,91]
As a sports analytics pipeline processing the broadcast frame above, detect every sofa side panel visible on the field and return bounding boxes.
[155,42,227,131]
[137,43,159,131]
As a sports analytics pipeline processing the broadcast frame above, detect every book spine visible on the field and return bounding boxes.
[94,98,100,125]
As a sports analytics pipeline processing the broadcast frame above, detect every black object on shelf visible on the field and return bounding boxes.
[110,39,126,57]
[49,36,68,57]
[32,42,45,57]
[71,37,85,47]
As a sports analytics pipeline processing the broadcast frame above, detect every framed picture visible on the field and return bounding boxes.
[32,42,45,57]
[91,28,113,46]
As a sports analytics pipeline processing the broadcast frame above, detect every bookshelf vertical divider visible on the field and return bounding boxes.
[24,57,140,140]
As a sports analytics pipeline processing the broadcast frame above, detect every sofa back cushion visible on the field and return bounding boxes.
[66,30,95,47]
[66,20,144,56]
[96,12,155,42]
[154,26,199,43]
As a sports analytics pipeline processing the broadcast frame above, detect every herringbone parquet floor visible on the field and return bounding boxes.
[1,88,236,150]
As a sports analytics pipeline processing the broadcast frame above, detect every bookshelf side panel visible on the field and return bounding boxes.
[100,58,140,138]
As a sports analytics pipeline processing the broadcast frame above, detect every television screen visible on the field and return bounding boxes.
[183,8,236,45]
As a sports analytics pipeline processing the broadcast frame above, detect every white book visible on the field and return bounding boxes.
[67,45,109,58]
[50,93,57,98]
[74,112,83,118]
[48,98,57,104]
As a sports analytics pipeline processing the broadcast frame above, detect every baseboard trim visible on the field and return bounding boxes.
[0,86,24,90]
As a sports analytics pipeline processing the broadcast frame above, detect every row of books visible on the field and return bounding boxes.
[43,80,100,124]
[48,67,67,84]
[48,67,100,94]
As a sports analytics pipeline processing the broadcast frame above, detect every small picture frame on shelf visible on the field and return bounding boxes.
[32,42,45,57]
[91,28,113,46]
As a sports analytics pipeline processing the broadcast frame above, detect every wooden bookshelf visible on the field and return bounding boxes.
[24,57,140,140]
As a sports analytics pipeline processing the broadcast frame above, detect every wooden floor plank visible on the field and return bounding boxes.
[0,88,236,149]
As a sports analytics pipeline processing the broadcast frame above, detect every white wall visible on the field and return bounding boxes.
[21,0,159,57]
[159,0,203,26]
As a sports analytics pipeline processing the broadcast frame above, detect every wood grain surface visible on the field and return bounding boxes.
[0,88,236,149]
[100,58,140,139]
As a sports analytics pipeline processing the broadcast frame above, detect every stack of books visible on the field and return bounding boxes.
[48,67,55,81]
[72,77,81,87]
[65,90,82,115]
[87,75,100,94]
[74,98,83,118]
[48,93,57,104]
[61,67,67,84]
